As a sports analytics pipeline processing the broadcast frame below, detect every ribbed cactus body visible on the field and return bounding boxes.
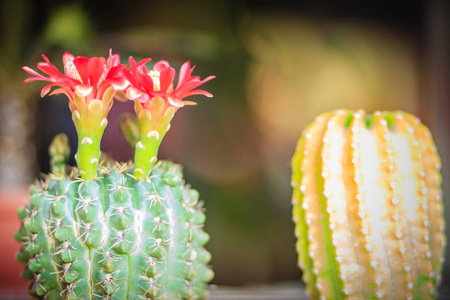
[291,110,445,299]
[16,161,213,299]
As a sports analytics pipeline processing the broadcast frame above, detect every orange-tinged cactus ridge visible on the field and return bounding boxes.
[291,110,446,300]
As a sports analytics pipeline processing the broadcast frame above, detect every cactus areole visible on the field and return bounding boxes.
[17,51,215,299]
[291,110,446,300]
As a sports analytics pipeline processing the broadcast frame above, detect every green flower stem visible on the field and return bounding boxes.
[133,97,175,179]
[133,135,162,179]
[74,128,105,180]
[72,97,110,180]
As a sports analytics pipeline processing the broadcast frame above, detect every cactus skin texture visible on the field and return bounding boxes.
[15,158,213,299]
[291,110,446,300]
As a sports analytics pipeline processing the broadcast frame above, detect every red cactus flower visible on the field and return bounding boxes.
[23,51,132,180]
[123,57,215,109]
[23,51,129,111]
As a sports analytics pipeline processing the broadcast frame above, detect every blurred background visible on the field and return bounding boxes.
[0,0,449,296]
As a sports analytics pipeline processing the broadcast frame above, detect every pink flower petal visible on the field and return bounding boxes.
[122,57,215,109]
[40,83,58,97]
[87,56,106,88]
[168,95,184,108]
[183,100,197,106]
[126,87,144,100]
[25,51,128,107]
[201,75,216,83]
[137,71,154,93]
[73,56,90,84]
[121,68,140,87]
[176,61,193,89]
[179,89,213,99]
[63,52,74,65]
[106,65,126,79]
[37,63,62,77]
[76,84,93,97]
[110,78,129,91]
[154,60,170,71]
[23,77,48,83]
[49,87,72,100]
[159,65,175,93]
[22,66,45,78]
[107,51,121,68]
[128,56,137,74]
[136,57,152,68]
[41,54,51,66]
[137,93,151,103]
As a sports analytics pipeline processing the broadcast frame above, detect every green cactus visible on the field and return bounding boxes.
[18,51,215,299]
[291,110,446,299]
[16,147,213,299]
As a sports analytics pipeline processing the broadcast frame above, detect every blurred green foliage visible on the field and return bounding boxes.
[44,3,93,48]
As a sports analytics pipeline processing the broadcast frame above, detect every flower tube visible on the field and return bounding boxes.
[123,57,215,179]
[23,51,128,179]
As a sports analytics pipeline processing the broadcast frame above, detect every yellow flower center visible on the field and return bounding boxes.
[64,60,82,82]
[149,70,161,91]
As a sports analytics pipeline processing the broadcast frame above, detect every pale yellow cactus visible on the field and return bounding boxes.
[291,110,445,300]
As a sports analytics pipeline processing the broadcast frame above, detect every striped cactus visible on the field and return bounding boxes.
[17,51,215,299]
[291,110,446,299]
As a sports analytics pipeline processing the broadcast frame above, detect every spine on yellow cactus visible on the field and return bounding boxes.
[291,110,446,300]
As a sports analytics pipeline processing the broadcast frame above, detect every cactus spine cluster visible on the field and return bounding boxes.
[291,110,446,299]
[17,51,214,299]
